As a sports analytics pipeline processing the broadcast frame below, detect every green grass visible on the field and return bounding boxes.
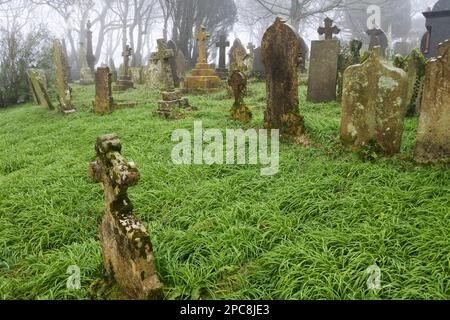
[0,82,448,300]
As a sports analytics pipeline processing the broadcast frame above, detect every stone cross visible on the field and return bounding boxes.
[89,134,163,299]
[318,17,340,40]
[122,45,133,77]
[216,34,230,70]
[196,25,209,64]
[152,39,175,91]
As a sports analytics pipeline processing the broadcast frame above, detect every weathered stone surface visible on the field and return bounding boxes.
[167,40,180,87]
[89,134,163,299]
[86,20,96,72]
[185,25,220,91]
[229,38,248,72]
[152,39,175,91]
[109,58,118,83]
[337,39,362,102]
[262,17,305,137]
[27,69,54,110]
[93,67,114,115]
[144,59,161,91]
[415,40,450,163]
[114,45,134,91]
[245,43,256,74]
[228,70,252,123]
[252,47,265,79]
[129,67,143,85]
[421,0,450,58]
[175,50,187,86]
[79,41,94,85]
[307,39,340,102]
[215,34,230,79]
[340,47,408,155]
[366,28,388,57]
[53,39,76,115]
[317,17,340,40]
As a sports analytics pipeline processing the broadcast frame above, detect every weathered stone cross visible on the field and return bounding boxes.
[152,39,175,91]
[89,134,163,299]
[196,25,210,64]
[122,45,133,77]
[318,17,340,40]
[216,34,230,70]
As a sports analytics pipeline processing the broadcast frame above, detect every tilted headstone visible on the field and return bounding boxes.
[228,70,252,123]
[93,67,114,115]
[340,47,408,155]
[229,38,248,72]
[175,50,187,85]
[114,45,134,91]
[307,17,341,103]
[167,40,180,87]
[53,40,76,115]
[366,28,388,58]
[27,69,54,110]
[89,134,163,299]
[262,17,305,137]
[215,34,230,79]
[415,40,450,163]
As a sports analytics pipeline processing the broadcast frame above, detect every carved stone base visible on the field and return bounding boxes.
[230,104,252,123]
[154,90,192,119]
[185,63,221,91]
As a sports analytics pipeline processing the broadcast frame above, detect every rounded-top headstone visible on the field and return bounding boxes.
[433,0,450,11]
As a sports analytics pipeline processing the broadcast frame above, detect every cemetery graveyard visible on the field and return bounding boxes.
[0,0,449,301]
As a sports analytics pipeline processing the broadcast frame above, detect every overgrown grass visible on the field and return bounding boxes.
[0,82,448,300]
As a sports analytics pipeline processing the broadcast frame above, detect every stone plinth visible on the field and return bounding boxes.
[185,63,221,91]
[154,90,192,119]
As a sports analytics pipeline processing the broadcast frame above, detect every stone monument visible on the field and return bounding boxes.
[215,34,230,79]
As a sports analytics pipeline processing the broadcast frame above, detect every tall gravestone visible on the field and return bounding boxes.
[340,47,408,155]
[185,25,220,91]
[114,45,134,91]
[79,41,94,85]
[167,40,180,87]
[62,39,72,83]
[421,0,450,58]
[53,39,76,115]
[229,38,248,72]
[367,28,388,58]
[262,17,305,137]
[307,17,341,103]
[89,134,163,299]
[175,50,187,86]
[415,40,450,163]
[86,20,96,72]
[215,34,230,79]
[246,43,256,74]
[93,67,114,115]
[252,47,265,79]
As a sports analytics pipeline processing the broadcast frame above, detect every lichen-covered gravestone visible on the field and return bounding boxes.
[27,69,54,110]
[114,45,134,91]
[337,39,362,102]
[307,17,341,103]
[340,47,408,155]
[129,67,143,85]
[228,70,252,123]
[53,40,76,115]
[415,40,450,163]
[92,67,114,115]
[262,17,305,137]
[144,57,161,91]
[229,39,248,73]
[89,134,163,299]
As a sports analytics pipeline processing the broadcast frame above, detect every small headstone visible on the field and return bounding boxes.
[93,67,114,115]
[143,56,161,91]
[129,67,143,85]
[252,47,265,79]
[228,70,252,123]
[366,28,388,57]
[340,47,408,155]
[89,134,163,299]
[175,50,187,86]
[262,17,305,137]
[415,39,450,163]
[215,34,230,79]
[229,38,248,72]
[27,69,54,110]
[167,40,180,87]
[53,40,76,115]
[307,17,340,103]
[114,45,134,91]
